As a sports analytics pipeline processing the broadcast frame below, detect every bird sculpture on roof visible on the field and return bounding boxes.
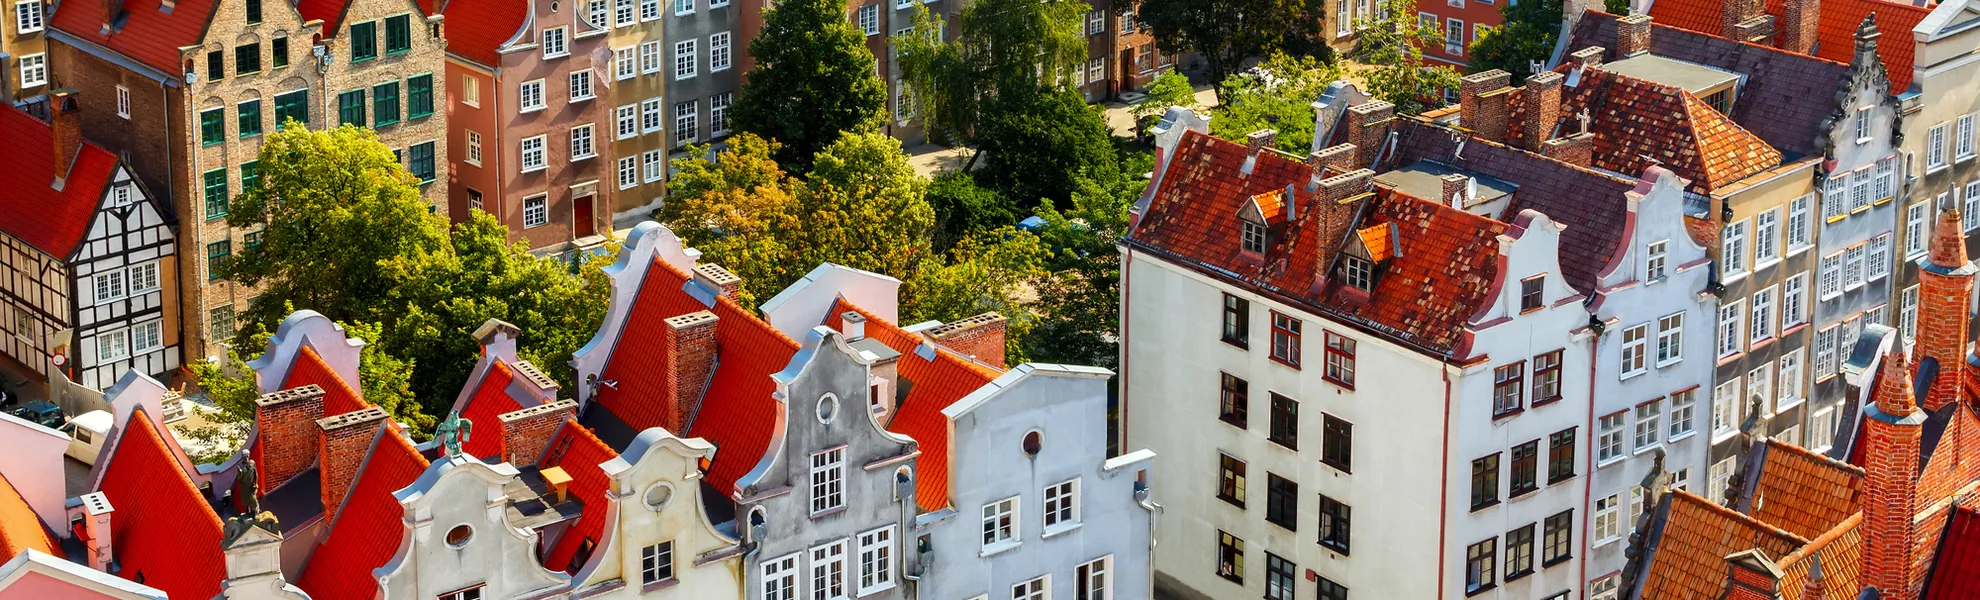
[436,410,473,460]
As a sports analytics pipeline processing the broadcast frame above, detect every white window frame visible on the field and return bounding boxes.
[1786,194,1812,252]
[674,100,698,146]
[1043,478,1080,532]
[640,541,674,584]
[1750,285,1775,345]
[615,0,636,26]
[18,53,44,88]
[1779,349,1804,410]
[1809,407,1837,452]
[465,130,482,166]
[642,149,664,183]
[1818,253,1843,299]
[130,320,161,354]
[1656,312,1684,366]
[1907,200,1930,256]
[710,91,732,137]
[617,156,638,190]
[1598,412,1625,464]
[1844,244,1865,290]
[1901,285,1919,342]
[1816,325,1839,380]
[1645,240,1668,281]
[1959,114,1977,161]
[1867,234,1890,281]
[115,85,130,118]
[858,4,879,36]
[15,0,41,34]
[127,262,159,294]
[519,135,547,172]
[522,194,548,228]
[569,69,594,101]
[1013,576,1049,600]
[1620,324,1648,378]
[1823,175,1846,220]
[641,98,665,134]
[710,31,732,72]
[673,40,697,80]
[542,27,569,58]
[462,76,480,107]
[1633,400,1662,453]
[1709,457,1736,504]
[616,104,638,140]
[1782,273,1807,327]
[1669,389,1695,440]
[1929,123,1948,171]
[94,270,127,303]
[647,0,666,19]
[1593,493,1620,545]
[1077,556,1112,600]
[519,79,546,112]
[1747,364,1773,416]
[1721,219,1748,279]
[855,526,896,596]
[1854,106,1871,143]
[982,496,1019,552]
[762,553,799,600]
[96,328,129,362]
[570,124,596,160]
[615,46,637,80]
[809,447,846,514]
[1754,207,1780,265]
[1717,299,1744,358]
[1713,380,1739,438]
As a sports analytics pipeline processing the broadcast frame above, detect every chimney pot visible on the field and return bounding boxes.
[1459,70,1512,143]
[1569,46,1604,69]
[692,264,744,302]
[1616,14,1654,57]
[841,311,867,342]
[926,313,1009,369]
[70,492,114,572]
[1240,129,1278,175]
[1440,173,1473,209]
[496,399,577,466]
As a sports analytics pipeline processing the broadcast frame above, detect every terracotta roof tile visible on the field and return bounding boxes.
[1569,11,1854,158]
[1752,439,1864,540]
[1917,404,1980,511]
[540,419,618,573]
[1926,507,1980,600]
[1642,0,1924,91]
[0,106,120,256]
[442,0,528,66]
[1129,130,1508,356]
[95,411,226,600]
[826,302,998,512]
[1638,491,1806,600]
[50,0,223,75]
[596,257,799,496]
[459,362,523,460]
[295,430,430,600]
[1778,515,1864,596]
[0,473,53,565]
[1505,68,1782,194]
[284,345,369,417]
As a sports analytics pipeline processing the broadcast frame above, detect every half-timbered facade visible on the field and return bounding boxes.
[0,95,178,390]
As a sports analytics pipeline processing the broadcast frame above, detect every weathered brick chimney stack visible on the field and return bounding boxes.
[1616,13,1653,57]
[1915,208,1975,411]
[1239,129,1277,175]
[1782,0,1821,54]
[1458,70,1512,143]
[254,385,328,493]
[1521,71,1564,154]
[1720,550,1782,599]
[1308,167,1376,292]
[50,89,82,185]
[663,311,720,432]
[693,263,744,302]
[316,407,389,523]
[928,313,1009,369]
[498,400,578,466]
[1344,102,1397,169]
[1440,173,1475,209]
[1860,344,1924,600]
[1721,0,1775,42]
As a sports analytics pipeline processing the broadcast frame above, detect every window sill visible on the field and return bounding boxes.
[1531,396,1562,409]
[464,159,482,168]
[1509,487,1538,500]
[1221,338,1248,350]
[1269,357,1301,371]
[980,540,1022,558]
[1493,407,1525,421]
[1596,455,1626,469]
[1465,583,1498,597]
[1320,541,1349,555]
[1851,205,1873,215]
[1218,416,1246,430]
[1217,496,1245,510]
[1542,555,1572,569]
[1720,272,1748,285]
[1041,522,1082,539]
[1826,214,1847,225]
[1668,430,1697,444]
[519,106,546,115]
[1620,369,1647,381]
[1777,397,1805,412]
[1469,499,1500,513]
[1321,461,1352,475]
[640,578,680,594]
[1844,283,1865,293]
[809,506,847,521]
[1711,429,1740,444]
[1868,273,1888,283]
[1547,474,1576,485]
[1634,443,1662,456]
[856,582,898,598]
[1788,244,1812,257]
[543,52,570,60]
[1655,357,1683,369]
[520,166,547,174]
[1506,568,1534,582]
[1754,257,1782,272]
[1819,292,1844,302]
[1593,537,1621,549]
[351,56,376,64]
[573,153,597,161]
[1269,438,1298,452]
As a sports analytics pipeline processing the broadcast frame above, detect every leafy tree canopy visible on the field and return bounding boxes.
[1020,151,1152,369]
[896,0,1088,145]
[977,86,1123,206]
[1353,0,1463,115]
[1140,0,1333,96]
[1467,0,1565,84]
[1211,52,1341,152]
[731,0,888,170]
[1132,70,1202,137]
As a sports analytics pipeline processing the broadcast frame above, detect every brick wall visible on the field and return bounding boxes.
[1862,351,1922,600]
[317,0,452,218]
[665,311,719,432]
[498,399,577,466]
[253,384,328,493]
[317,407,389,522]
[928,312,1007,369]
[1521,71,1564,153]
[1459,70,1510,144]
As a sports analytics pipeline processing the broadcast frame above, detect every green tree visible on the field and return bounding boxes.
[1467,0,1565,84]
[903,227,1049,363]
[1139,0,1333,96]
[1354,0,1463,115]
[1211,52,1339,152]
[1132,70,1202,137]
[896,0,1087,145]
[976,86,1122,206]
[731,0,888,171]
[224,125,450,341]
[1020,151,1149,369]
[927,171,1017,252]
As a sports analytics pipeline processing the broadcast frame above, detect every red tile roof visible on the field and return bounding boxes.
[284,345,369,417]
[1926,508,1980,600]
[442,0,528,67]
[1751,439,1864,540]
[539,419,617,573]
[1644,0,1926,91]
[596,257,799,496]
[1129,130,1508,356]
[1637,491,1806,599]
[1505,68,1783,194]
[1778,515,1864,596]
[295,430,430,600]
[297,0,435,42]
[50,0,221,75]
[0,472,55,565]
[95,410,225,600]
[0,107,119,257]
[826,302,999,512]
[459,362,523,460]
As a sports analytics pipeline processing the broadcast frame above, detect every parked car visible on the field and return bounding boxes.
[9,400,62,429]
[62,411,112,465]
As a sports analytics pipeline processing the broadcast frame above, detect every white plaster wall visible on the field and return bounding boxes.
[580,429,743,599]
[0,412,72,534]
[1123,252,1447,600]
[379,459,569,600]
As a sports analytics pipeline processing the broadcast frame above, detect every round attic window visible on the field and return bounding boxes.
[817,393,840,424]
[445,524,473,548]
[1022,430,1042,456]
[643,482,676,511]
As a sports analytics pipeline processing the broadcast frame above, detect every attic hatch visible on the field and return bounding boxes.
[1339,223,1399,291]
[1238,187,1294,255]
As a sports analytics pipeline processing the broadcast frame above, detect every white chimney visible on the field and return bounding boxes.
[69,492,114,572]
[841,311,867,342]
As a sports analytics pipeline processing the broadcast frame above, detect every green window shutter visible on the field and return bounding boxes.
[203,169,229,220]
[385,15,411,54]
[351,22,377,61]
[408,74,433,118]
[207,241,232,280]
[410,141,435,182]
[237,100,262,138]
[241,161,260,190]
[374,82,400,126]
[199,109,224,145]
[339,90,366,126]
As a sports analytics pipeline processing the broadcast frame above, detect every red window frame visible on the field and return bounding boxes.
[1270,311,1301,368]
[1323,331,1356,389]
[1531,350,1563,405]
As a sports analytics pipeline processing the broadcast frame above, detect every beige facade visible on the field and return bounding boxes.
[312,0,451,217]
[600,3,668,220]
[3,0,48,102]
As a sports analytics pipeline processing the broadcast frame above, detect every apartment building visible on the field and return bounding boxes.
[301,0,450,216]
[3,0,48,103]
[1901,0,1980,348]
[595,0,671,220]
[1074,0,1171,103]
[1414,0,1505,66]
[0,99,179,392]
[47,0,325,364]
[443,0,613,252]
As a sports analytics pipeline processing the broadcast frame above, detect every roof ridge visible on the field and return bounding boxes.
[1777,512,1863,569]
[1673,489,1811,547]
[1766,437,1868,477]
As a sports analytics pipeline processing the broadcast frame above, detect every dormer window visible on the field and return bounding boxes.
[1240,219,1267,254]
[1339,256,1373,291]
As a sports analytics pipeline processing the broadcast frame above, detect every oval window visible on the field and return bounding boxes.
[1022,430,1042,456]
[643,483,675,511]
[445,524,473,547]
[817,393,840,424]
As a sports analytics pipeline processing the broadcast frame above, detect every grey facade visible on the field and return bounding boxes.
[736,326,920,600]
[663,0,742,155]
[919,363,1157,600]
[1892,0,1980,350]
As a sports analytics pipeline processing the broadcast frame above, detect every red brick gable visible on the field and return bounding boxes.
[295,431,429,600]
[1504,68,1782,194]
[50,0,223,75]
[0,106,119,257]
[1644,0,1925,91]
[95,410,226,600]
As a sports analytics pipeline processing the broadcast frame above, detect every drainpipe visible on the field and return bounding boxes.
[1436,358,1453,600]
[1580,315,1602,598]
[1136,481,1163,599]
[1118,246,1132,456]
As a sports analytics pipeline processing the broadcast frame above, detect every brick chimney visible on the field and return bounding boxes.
[50,89,82,185]
[1459,70,1512,144]
[1720,550,1781,600]
[497,399,577,466]
[68,492,113,572]
[316,407,388,523]
[664,311,719,432]
[927,313,1008,369]
[1521,71,1565,153]
[693,263,743,302]
[1440,173,1474,209]
[1345,101,1396,168]
[1542,131,1596,167]
[1617,13,1653,57]
[1721,0,1774,42]
[1861,345,1924,600]
[253,385,327,494]
[1568,46,1604,69]
[1309,169,1376,292]
[1240,129,1277,175]
[1782,0,1820,54]
[1915,208,1975,411]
